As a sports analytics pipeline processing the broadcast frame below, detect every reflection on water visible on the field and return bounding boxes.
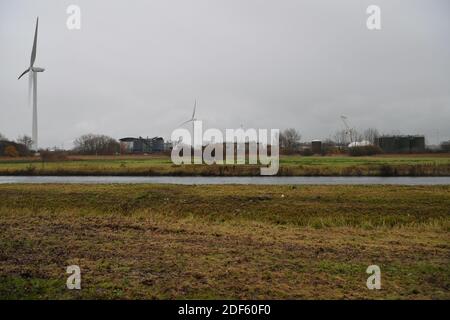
[0,176,449,185]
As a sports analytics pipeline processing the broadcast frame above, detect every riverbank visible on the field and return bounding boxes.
[0,184,449,299]
[0,154,449,176]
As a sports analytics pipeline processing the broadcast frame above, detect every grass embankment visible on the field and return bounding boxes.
[0,154,449,176]
[0,184,449,299]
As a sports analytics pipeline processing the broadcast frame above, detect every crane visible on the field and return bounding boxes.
[340,115,355,144]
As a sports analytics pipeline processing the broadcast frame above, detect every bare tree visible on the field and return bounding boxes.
[336,128,367,145]
[349,128,364,144]
[363,128,380,144]
[333,129,349,146]
[280,128,301,154]
[17,135,33,151]
[73,134,120,155]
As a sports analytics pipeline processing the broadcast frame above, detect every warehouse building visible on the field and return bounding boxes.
[376,135,425,153]
[441,140,450,152]
[119,137,164,154]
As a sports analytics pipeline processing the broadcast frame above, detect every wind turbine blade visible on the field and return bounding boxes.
[30,17,39,67]
[192,100,196,119]
[18,68,30,80]
[179,119,193,127]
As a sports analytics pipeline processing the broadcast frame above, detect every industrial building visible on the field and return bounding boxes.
[119,137,165,154]
[376,135,425,153]
[441,140,450,152]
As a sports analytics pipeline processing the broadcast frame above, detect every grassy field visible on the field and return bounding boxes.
[0,184,449,299]
[0,154,449,176]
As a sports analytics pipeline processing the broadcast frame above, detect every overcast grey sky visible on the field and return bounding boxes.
[1,0,449,148]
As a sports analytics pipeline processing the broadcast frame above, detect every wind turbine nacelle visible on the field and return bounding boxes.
[32,67,45,72]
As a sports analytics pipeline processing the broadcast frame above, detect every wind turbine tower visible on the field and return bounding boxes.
[18,17,45,151]
[180,100,198,145]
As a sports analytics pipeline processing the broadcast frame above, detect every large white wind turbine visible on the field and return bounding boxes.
[18,17,45,151]
[180,100,198,145]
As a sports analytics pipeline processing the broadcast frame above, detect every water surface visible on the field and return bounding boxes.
[0,176,449,185]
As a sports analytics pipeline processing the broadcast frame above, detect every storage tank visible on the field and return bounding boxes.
[311,140,322,154]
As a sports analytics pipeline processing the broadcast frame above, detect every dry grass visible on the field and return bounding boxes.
[0,184,449,299]
[0,154,449,176]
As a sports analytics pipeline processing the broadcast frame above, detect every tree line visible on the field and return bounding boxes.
[0,133,34,157]
[0,132,120,156]
[2,129,449,157]
[73,134,120,155]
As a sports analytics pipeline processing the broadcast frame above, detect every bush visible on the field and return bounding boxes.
[348,145,383,156]
[4,145,19,157]
[300,148,313,156]
[321,146,342,156]
[40,150,68,162]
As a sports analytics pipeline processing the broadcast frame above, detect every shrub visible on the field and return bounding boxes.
[4,145,19,157]
[300,149,313,156]
[40,150,68,162]
[321,146,342,156]
[348,145,383,156]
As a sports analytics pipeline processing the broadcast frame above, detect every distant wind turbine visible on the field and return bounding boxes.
[180,100,198,145]
[18,17,45,151]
